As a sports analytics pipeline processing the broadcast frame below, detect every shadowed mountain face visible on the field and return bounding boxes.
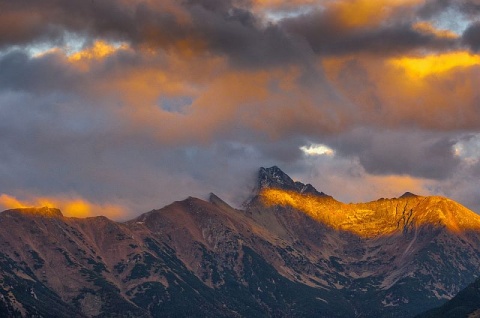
[0,167,480,317]
[416,277,480,318]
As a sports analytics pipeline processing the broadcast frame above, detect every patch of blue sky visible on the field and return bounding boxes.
[454,134,480,162]
[4,32,125,58]
[431,7,472,35]
[157,95,193,114]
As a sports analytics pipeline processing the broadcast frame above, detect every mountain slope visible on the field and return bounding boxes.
[0,166,479,317]
[416,277,480,318]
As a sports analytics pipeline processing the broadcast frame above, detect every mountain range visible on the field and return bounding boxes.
[0,166,479,317]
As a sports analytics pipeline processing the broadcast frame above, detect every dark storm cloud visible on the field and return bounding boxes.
[463,22,480,52]
[418,0,453,17]
[0,44,150,95]
[329,129,461,180]
[0,0,462,70]
[185,1,313,68]
[282,10,457,56]
[0,51,79,93]
[0,0,311,68]
[0,0,124,47]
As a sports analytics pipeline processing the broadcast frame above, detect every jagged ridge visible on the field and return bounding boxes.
[258,166,331,197]
[258,167,480,237]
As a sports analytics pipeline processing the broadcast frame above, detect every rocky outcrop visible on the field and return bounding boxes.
[256,166,331,198]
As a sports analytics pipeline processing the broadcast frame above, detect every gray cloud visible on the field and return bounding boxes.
[0,50,79,93]
[419,0,480,17]
[328,129,461,180]
[0,0,465,70]
[282,11,456,56]
[0,0,311,69]
[463,22,480,51]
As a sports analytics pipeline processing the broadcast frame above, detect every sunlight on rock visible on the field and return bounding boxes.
[260,188,480,238]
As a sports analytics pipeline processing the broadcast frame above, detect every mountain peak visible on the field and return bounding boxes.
[257,166,330,197]
[399,192,418,199]
[258,166,297,191]
[208,192,234,211]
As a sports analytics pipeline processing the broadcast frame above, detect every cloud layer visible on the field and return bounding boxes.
[1,0,480,218]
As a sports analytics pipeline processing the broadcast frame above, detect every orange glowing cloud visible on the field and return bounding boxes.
[413,21,458,39]
[253,0,422,21]
[101,62,326,144]
[0,194,127,219]
[331,0,423,28]
[83,39,220,112]
[321,52,480,130]
[68,40,129,62]
[0,194,27,209]
[390,51,480,78]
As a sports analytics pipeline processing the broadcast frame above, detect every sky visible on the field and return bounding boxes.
[1,0,480,219]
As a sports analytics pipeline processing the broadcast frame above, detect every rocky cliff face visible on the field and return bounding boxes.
[0,167,479,317]
[256,166,330,197]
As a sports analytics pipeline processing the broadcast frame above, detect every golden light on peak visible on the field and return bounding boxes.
[260,188,480,238]
[390,51,480,78]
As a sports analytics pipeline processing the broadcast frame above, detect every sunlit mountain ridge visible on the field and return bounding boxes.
[260,188,480,238]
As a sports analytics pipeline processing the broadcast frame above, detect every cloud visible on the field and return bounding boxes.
[280,0,457,56]
[1,0,480,218]
[0,193,127,219]
[389,51,480,77]
[0,0,461,69]
[328,128,461,179]
[419,0,480,18]
[284,151,431,203]
[0,0,312,69]
[463,22,480,51]
[300,143,335,156]
[322,52,480,131]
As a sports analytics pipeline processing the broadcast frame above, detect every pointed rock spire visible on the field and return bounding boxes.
[399,192,418,199]
[258,166,297,191]
[257,166,330,198]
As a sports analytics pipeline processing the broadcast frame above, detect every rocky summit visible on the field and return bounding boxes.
[0,166,480,317]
